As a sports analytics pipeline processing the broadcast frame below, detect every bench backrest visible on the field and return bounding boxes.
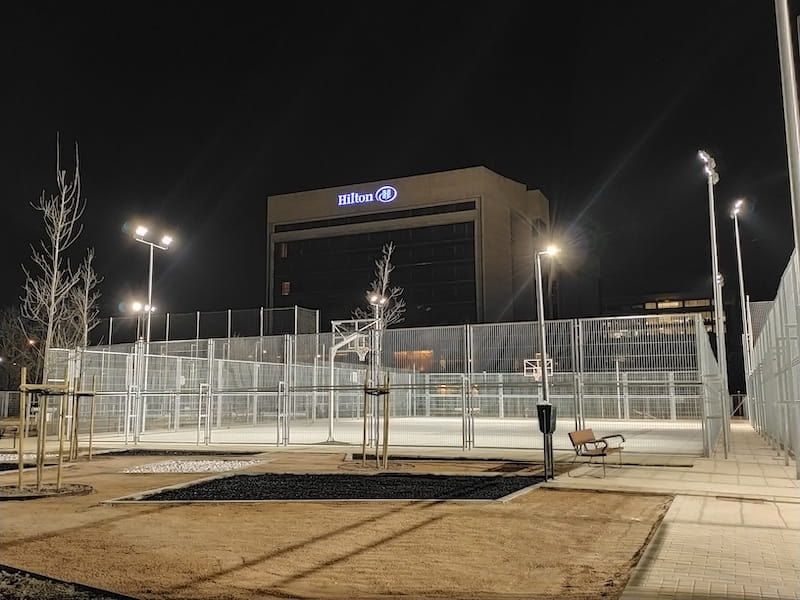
[568,429,595,448]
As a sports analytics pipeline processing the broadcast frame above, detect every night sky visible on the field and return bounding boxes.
[2,1,798,322]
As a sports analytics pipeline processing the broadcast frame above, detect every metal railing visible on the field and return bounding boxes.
[748,250,799,478]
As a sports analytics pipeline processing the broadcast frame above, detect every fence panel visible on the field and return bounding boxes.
[46,313,725,455]
[749,251,799,477]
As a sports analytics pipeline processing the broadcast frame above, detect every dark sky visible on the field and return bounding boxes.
[1,1,798,320]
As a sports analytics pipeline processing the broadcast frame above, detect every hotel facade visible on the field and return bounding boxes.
[266,166,551,329]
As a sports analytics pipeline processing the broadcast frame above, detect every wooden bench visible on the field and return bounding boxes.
[567,429,625,477]
[0,425,19,449]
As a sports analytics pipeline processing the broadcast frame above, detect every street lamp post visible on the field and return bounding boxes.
[698,150,730,456]
[731,199,753,394]
[367,293,387,386]
[133,226,172,344]
[130,301,156,341]
[535,245,559,405]
[367,292,387,453]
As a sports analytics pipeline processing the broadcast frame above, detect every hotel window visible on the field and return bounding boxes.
[657,300,682,309]
[278,243,288,259]
[645,302,657,309]
[281,281,291,296]
[684,299,708,308]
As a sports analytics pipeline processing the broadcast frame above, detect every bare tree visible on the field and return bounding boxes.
[353,242,406,326]
[20,139,85,383]
[0,306,43,387]
[57,249,103,348]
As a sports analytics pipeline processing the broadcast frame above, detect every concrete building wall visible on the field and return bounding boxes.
[266,166,550,327]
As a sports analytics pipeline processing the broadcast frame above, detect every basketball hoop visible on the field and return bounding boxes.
[524,358,553,382]
[355,345,370,361]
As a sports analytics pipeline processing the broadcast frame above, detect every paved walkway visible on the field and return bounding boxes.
[545,421,800,600]
[3,420,797,599]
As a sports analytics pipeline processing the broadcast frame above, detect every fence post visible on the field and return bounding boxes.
[133,339,144,444]
[206,339,214,443]
[173,357,181,430]
[668,371,677,420]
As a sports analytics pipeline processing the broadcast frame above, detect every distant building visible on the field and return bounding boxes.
[601,292,722,333]
[266,166,552,328]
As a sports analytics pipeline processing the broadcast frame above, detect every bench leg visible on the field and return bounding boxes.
[567,452,579,477]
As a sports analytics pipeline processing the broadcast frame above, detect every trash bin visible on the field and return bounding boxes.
[537,403,557,434]
[536,403,557,480]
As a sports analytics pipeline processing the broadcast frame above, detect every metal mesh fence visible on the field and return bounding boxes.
[38,313,725,455]
[748,250,799,477]
[95,306,319,345]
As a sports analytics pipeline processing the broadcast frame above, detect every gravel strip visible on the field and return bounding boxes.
[0,453,48,462]
[137,473,543,501]
[0,566,137,600]
[120,459,263,473]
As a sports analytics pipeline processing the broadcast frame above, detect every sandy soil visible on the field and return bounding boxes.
[0,450,672,600]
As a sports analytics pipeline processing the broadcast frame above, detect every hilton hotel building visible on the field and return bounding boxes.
[266,166,551,329]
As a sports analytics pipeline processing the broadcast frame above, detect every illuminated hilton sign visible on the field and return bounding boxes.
[338,185,398,206]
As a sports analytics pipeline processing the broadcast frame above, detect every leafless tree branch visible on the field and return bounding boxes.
[352,242,406,326]
[20,136,87,382]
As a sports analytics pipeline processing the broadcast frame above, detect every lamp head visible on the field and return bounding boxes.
[131,301,143,312]
[545,245,559,256]
[135,225,148,238]
[698,150,712,165]
[731,198,744,217]
[161,235,173,247]
[368,293,388,306]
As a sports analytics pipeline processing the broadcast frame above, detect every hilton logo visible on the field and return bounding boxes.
[338,185,398,206]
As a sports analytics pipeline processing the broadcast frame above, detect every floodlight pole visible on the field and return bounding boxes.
[146,243,154,344]
[133,227,171,441]
[535,251,551,405]
[699,151,730,457]
[732,207,752,388]
[775,0,800,253]
[133,236,169,344]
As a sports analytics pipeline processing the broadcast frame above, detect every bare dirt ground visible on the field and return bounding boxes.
[0,450,672,600]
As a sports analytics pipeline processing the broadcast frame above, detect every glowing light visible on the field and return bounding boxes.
[131,302,143,312]
[135,225,148,237]
[368,293,388,306]
[545,245,560,256]
[161,235,173,247]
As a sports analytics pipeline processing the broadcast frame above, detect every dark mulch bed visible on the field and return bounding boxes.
[136,473,543,502]
[0,463,34,472]
[98,449,262,457]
